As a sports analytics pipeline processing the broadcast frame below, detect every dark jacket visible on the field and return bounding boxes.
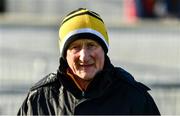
[18,56,160,115]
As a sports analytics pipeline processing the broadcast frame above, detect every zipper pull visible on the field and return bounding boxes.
[82,91,85,97]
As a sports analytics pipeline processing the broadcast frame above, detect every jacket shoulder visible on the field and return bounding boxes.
[30,73,58,91]
[114,67,150,92]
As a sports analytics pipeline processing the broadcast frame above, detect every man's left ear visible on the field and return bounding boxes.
[103,55,111,69]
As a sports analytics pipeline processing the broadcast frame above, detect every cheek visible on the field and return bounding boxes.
[94,51,105,69]
[66,53,78,68]
[66,53,73,65]
[98,55,105,69]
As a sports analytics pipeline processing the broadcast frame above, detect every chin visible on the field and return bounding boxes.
[79,74,95,80]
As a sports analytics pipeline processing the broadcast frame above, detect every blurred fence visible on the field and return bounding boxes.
[0,24,180,115]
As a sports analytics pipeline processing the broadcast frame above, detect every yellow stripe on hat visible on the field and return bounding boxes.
[60,14,108,42]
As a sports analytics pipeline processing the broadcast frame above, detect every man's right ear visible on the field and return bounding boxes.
[59,57,69,72]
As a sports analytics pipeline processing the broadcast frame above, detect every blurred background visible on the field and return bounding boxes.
[0,0,180,115]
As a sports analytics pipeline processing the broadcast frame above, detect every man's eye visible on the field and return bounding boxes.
[87,43,97,48]
[70,45,81,50]
[72,46,78,49]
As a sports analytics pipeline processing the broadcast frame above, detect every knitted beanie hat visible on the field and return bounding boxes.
[59,8,109,58]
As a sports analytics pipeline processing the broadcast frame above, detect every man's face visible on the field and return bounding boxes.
[66,39,105,80]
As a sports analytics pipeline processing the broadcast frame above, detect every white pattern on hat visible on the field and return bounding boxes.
[60,28,109,55]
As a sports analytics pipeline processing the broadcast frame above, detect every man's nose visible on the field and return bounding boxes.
[79,48,90,62]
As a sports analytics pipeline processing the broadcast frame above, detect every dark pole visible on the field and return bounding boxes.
[0,0,6,13]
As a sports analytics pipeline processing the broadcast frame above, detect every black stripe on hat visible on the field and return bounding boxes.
[61,9,104,25]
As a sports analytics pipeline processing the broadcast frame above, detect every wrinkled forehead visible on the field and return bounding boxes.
[69,38,99,46]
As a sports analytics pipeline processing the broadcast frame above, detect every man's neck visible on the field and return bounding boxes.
[67,68,92,91]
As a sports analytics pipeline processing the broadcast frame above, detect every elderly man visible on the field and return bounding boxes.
[18,8,160,115]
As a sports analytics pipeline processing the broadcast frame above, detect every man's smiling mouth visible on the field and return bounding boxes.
[79,63,94,69]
